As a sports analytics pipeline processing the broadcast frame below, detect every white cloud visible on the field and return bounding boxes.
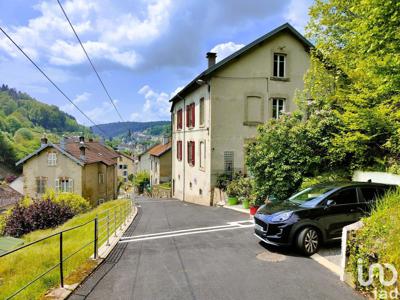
[60,92,91,113]
[210,42,245,62]
[284,0,313,33]
[131,84,179,121]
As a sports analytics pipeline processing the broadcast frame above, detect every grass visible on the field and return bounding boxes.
[347,188,400,295]
[157,182,171,190]
[0,199,131,300]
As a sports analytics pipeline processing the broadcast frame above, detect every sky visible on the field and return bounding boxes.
[0,0,313,126]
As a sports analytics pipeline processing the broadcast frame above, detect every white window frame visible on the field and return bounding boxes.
[36,177,47,194]
[48,152,57,166]
[199,97,205,126]
[273,53,286,78]
[272,98,286,119]
[56,178,73,193]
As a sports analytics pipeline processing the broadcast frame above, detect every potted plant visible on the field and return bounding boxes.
[241,197,250,209]
[249,193,264,215]
[226,180,239,205]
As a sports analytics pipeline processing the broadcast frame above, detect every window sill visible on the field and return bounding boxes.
[199,167,205,172]
[270,76,290,82]
[187,126,195,130]
[243,121,263,126]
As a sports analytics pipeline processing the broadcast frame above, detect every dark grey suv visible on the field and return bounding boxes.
[254,182,395,255]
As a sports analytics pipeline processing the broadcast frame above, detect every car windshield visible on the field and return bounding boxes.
[288,186,335,207]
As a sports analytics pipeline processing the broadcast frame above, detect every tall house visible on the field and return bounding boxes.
[170,23,312,206]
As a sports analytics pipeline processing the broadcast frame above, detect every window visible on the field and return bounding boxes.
[199,141,205,169]
[187,141,195,166]
[123,165,127,169]
[119,164,123,169]
[329,188,358,205]
[360,187,386,202]
[177,140,183,161]
[273,53,286,78]
[177,109,183,130]
[186,103,195,128]
[224,151,234,178]
[123,170,128,176]
[48,152,57,166]
[36,177,47,194]
[272,98,285,119]
[99,173,105,184]
[199,98,205,126]
[56,178,73,193]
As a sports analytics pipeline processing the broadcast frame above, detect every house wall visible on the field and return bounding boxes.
[117,155,134,182]
[171,31,310,206]
[82,163,117,206]
[210,31,310,188]
[137,152,151,174]
[150,150,172,185]
[22,147,82,199]
[171,84,212,205]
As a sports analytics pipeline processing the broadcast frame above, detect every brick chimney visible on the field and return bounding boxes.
[207,52,217,68]
[162,136,170,145]
[79,135,85,143]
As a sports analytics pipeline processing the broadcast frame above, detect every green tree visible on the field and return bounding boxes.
[303,0,400,171]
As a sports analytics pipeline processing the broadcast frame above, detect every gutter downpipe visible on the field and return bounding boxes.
[175,94,186,203]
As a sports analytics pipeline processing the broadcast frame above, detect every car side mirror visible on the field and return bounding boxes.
[326,199,336,208]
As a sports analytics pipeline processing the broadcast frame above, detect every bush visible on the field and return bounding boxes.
[300,171,351,190]
[133,171,150,192]
[216,173,231,191]
[51,192,90,214]
[3,200,74,237]
[226,176,253,198]
[347,188,400,296]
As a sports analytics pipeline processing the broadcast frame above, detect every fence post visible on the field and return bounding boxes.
[106,210,110,246]
[114,207,117,237]
[59,232,64,288]
[94,217,98,259]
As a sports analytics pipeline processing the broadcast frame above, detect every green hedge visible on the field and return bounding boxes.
[347,188,400,296]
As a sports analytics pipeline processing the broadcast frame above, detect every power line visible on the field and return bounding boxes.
[57,0,125,123]
[0,25,108,137]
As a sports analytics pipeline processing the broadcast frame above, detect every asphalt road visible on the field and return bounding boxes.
[69,198,362,300]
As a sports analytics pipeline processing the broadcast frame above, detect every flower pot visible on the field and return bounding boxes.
[242,199,250,209]
[250,206,259,215]
[227,197,238,206]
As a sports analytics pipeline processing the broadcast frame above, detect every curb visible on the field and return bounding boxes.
[46,205,138,299]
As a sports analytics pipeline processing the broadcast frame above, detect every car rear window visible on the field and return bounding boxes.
[360,187,386,202]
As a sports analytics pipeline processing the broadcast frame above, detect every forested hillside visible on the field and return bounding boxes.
[0,84,88,174]
[91,121,170,138]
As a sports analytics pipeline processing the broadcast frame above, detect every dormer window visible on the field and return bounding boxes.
[273,53,286,78]
[48,152,57,166]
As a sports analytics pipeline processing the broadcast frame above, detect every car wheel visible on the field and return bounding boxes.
[296,227,320,256]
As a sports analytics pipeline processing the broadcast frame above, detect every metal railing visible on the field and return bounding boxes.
[0,200,133,299]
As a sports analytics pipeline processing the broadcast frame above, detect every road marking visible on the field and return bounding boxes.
[310,253,341,276]
[120,220,254,243]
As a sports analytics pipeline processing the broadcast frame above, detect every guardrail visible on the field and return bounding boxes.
[0,200,133,299]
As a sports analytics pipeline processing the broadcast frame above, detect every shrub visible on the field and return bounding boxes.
[216,173,231,191]
[226,176,253,198]
[300,171,351,190]
[133,171,150,192]
[51,192,90,214]
[347,188,400,296]
[3,200,74,237]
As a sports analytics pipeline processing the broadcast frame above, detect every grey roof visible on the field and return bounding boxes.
[16,143,84,166]
[169,23,313,109]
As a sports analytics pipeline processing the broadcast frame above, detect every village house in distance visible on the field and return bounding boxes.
[16,136,119,205]
[116,152,136,182]
[170,23,312,206]
[148,138,172,186]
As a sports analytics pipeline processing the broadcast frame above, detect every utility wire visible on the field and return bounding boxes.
[57,0,125,123]
[0,25,108,137]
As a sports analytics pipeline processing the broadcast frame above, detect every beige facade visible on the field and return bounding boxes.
[117,153,135,182]
[19,139,118,206]
[170,24,311,206]
[150,149,172,185]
